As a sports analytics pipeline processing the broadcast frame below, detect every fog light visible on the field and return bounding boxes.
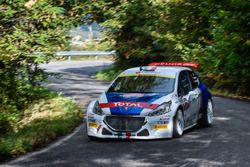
[137,129,149,136]
[102,128,112,135]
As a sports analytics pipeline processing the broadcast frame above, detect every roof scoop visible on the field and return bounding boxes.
[140,66,157,71]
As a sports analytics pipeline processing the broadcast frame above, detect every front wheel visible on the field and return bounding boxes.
[200,99,214,127]
[173,109,184,138]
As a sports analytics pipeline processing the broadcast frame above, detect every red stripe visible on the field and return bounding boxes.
[126,132,131,139]
[99,102,159,110]
[148,62,199,69]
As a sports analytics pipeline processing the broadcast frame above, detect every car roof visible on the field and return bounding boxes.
[119,66,192,78]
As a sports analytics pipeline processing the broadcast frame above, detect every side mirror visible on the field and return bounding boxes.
[193,80,198,88]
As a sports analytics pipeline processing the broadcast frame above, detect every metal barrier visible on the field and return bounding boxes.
[56,50,116,60]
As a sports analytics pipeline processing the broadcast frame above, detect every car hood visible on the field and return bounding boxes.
[98,92,170,115]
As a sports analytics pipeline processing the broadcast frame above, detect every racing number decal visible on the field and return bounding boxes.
[183,102,190,110]
[182,98,190,111]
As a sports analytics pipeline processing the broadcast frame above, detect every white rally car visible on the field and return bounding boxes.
[86,62,213,139]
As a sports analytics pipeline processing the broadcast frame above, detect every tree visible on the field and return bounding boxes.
[86,0,250,95]
[205,0,250,95]
[85,0,184,69]
[0,0,85,132]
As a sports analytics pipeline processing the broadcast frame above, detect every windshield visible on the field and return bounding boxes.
[107,75,175,93]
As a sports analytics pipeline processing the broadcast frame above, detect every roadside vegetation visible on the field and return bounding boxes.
[0,88,80,161]
[86,0,249,96]
[96,68,122,81]
[0,1,86,161]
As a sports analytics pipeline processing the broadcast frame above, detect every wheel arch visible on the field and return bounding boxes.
[175,105,184,117]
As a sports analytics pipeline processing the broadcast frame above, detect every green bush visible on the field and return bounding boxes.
[85,0,250,96]
[0,0,86,136]
[0,94,80,161]
[96,68,122,81]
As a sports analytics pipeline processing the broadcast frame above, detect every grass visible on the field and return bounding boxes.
[0,93,81,161]
[96,68,122,81]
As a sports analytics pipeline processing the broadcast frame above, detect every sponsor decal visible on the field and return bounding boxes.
[157,121,169,124]
[97,125,102,132]
[88,114,94,118]
[148,62,199,69]
[119,73,175,78]
[105,92,166,115]
[160,117,170,121]
[182,98,190,111]
[88,118,96,123]
[99,102,159,110]
[122,93,145,98]
[88,122,99,129]
[154,124,168,130]
[183,102,190,110]
[140,66,157,71]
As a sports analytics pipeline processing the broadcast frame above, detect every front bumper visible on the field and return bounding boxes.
[86,113,173,139]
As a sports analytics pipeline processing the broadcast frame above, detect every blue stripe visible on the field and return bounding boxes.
[106,93,166,115]
[199,83,211,109]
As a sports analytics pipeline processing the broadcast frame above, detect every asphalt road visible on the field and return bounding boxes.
[2,60,250,167]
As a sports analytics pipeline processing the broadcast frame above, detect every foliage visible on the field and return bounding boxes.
[0,91,80,161]
[0,0,85,134]
[71,40,115,51]
[96,68,122,81]
[86,0,249,96]
[205,0,250,95]
[85,0,177,69]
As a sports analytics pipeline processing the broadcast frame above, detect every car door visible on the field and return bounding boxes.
[178,71,193,127]
[186,70,201,124]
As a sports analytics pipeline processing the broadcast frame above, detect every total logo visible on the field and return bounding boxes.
[99,102,159,109]
[113,102,142,107]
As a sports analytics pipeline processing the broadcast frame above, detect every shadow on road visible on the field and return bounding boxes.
[61,65,110,76]
[44,63,111,109]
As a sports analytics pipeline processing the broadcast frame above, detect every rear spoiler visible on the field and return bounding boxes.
[148,62,199,69]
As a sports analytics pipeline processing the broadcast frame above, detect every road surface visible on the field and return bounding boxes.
[1,61,250,167]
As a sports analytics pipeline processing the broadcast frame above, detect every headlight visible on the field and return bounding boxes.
[92,101,103,116]
[148,101,172,117]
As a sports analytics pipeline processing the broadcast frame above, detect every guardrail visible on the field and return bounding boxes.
[56,50,116,60]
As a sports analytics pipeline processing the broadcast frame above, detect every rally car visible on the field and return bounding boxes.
[86,62,213,139]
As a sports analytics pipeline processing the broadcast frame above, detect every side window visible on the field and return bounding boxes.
[187,71,199,90]
[178,71,192,96]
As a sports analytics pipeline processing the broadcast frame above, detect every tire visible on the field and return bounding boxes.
[200,99,214,127]
[173,109,184,138]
